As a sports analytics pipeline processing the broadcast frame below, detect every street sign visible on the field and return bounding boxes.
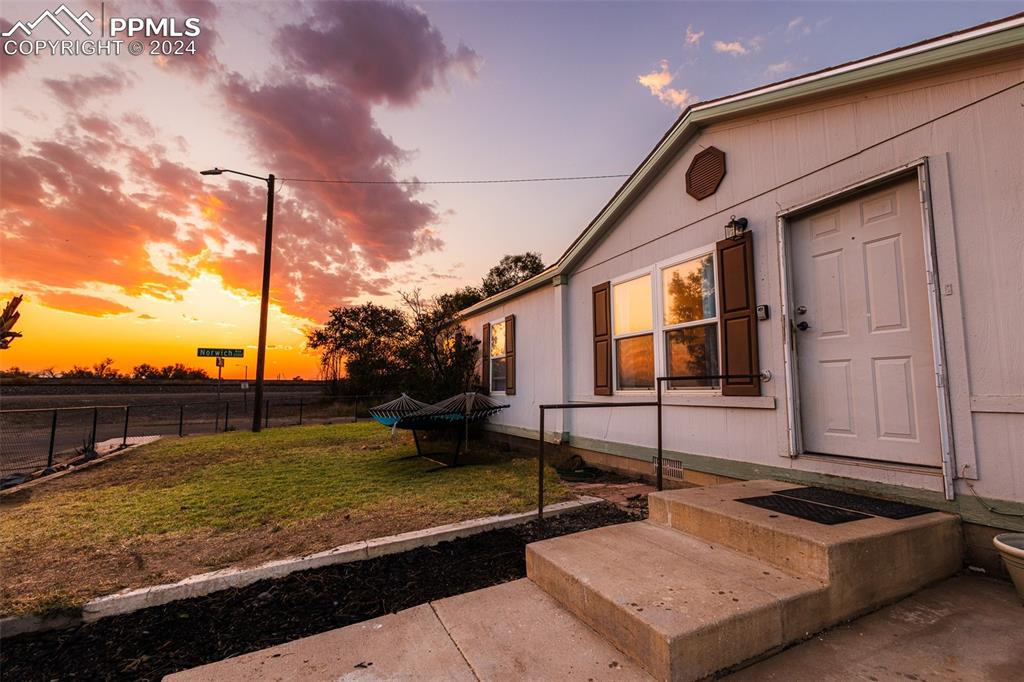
[197,348,244,358]
[215,357,225,367]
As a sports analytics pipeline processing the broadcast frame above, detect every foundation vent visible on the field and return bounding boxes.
[685,146,726,200]
[652,457,684,480]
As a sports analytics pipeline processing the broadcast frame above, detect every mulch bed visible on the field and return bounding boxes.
[2,502,636,681]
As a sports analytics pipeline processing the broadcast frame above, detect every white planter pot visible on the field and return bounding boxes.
[993,532,1024,601]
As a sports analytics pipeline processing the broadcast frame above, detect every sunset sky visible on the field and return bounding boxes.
[1,0,1014,379]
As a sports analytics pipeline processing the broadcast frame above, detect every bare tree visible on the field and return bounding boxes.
[0,295,23,350]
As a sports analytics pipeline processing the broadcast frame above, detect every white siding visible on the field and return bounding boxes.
[462,283,565,437]
[475,56,1024,504]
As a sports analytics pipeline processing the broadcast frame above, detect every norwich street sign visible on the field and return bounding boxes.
[197,348,244,358]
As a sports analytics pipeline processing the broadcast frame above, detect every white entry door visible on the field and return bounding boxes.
[790,178,941,466]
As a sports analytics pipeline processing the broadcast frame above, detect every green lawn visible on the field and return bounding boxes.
[0,422,568,617]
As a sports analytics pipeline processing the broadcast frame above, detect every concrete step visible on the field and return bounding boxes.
[647,480,962,598]
[526,521,829,681]
[432,578,654,681]
[527,480,963,681]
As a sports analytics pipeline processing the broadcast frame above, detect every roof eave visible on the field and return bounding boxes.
[458,265,558,318]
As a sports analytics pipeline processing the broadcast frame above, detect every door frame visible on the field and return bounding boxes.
[775,158,957,500]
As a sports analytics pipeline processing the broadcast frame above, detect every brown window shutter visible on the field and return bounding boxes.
[593,282,612,396]
[504,314,516,396]
[715,233,760,396]
[481,322,491,395]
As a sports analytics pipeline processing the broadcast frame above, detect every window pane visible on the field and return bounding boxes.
[490,321,506,357]
[663,255,716,326]
[491,357,507,392]
[666,324,719,388]
[613,275,653,335]
[615,334,654,389]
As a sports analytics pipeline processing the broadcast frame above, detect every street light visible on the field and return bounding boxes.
[199,167,276,432]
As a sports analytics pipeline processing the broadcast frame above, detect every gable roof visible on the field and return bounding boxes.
[460,12,1024,318]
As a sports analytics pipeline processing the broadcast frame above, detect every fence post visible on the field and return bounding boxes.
[264,399,270,429]
[122,406,130,447]
[47,410,57,469]
[538,407,545,522]
[224,402,230,432]
[178,404,184,437]
[90,407,98,450]
[298,398,303,426]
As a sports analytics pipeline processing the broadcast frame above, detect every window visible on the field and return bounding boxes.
[609,249,720,392]
[662,254,719,389]
[612,274,654,389]
[489,319,507,393]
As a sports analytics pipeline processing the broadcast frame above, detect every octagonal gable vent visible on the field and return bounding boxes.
[685,146,726,200]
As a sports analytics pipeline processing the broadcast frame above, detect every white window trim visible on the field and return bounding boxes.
[488,317,508,395]
[609,243,722,394]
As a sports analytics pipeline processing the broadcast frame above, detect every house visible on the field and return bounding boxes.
[462,14,1024,556]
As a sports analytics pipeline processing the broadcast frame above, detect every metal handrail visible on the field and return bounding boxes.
[535,374,760,520]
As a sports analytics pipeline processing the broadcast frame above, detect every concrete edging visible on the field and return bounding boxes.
[0,436,162,497]
[0,496,603,638]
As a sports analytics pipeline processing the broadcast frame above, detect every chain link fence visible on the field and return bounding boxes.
[0,394,383,485]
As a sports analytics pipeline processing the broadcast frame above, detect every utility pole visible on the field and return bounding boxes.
[199,168,276,433]
[252,173,275,432]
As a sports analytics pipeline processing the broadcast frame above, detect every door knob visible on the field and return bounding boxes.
[796,321,810,331]
[796,305,807,315]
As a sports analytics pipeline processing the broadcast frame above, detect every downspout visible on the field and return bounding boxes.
[918,159,957,501]
[553,274,572,445]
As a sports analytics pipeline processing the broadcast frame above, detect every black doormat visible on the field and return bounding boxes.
[774,486,933,519]
[738,495,871,525]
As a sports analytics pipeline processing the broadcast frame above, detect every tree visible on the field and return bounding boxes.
[131,363,160,380]
[307,302,411,395]
[0,295,23,350]
[91,357,120,379]
[480,252,545,298]
[64,365,95,378]
[400,290,480,399]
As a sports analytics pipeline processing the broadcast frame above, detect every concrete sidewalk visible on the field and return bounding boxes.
[169,574,1021,681]
[168,579,652,681]
[724,574,1023,681]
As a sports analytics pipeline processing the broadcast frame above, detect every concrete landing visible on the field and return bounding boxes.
[528,480,962,680]
[168,579,653,681]
[724,575,1024,681]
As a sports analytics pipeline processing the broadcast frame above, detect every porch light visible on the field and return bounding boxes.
[725,216,748,240]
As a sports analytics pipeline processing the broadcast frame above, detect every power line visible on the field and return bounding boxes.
[278,173,630,186]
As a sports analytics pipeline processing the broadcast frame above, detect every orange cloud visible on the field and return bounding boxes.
[34,292,134,317]
[638,60,695,109]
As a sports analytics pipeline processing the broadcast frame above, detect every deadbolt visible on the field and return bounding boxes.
[796,305,807,315]
[796,321,810,331]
